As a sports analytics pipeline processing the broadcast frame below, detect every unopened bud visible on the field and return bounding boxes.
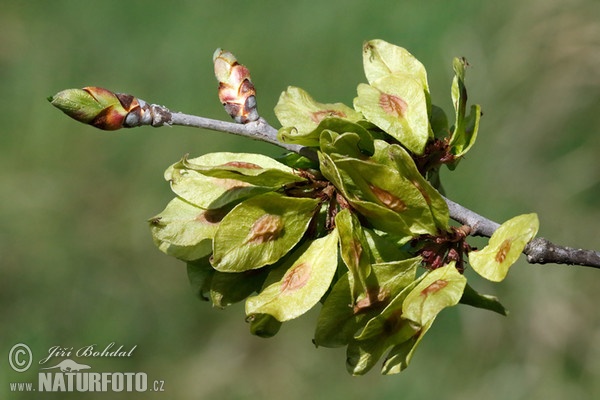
[48,87,156,130]
[213,49,259,124]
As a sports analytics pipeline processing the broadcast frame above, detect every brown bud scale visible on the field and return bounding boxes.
[214,49,259,124]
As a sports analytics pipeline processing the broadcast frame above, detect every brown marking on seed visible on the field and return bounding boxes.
[421,279,448,296]
[208,178,252,190]
[310,110,347,124]
[246,214,284,244]
[379,93,408,118]
[369,184,407,212]
[496,239,512,263]
[353,288,388,314]
[221,161,262,169]
[281,262,311,293]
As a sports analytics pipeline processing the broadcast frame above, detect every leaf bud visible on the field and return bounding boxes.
[48,87,151,131]
[213,48,259,124]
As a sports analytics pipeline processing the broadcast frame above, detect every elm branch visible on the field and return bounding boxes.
[445,197,600,269]
[154,108,600,270]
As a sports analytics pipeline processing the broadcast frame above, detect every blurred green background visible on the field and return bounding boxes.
[2,0,599,399]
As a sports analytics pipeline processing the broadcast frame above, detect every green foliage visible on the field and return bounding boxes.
[245,231,339,321]
[149,197,217,261]
[449,57,481,160]
[212,193,319,272]
[469,213,539,282]
[275,86,363,144]
[149,39,539,374]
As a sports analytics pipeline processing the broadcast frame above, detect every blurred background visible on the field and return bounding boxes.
[1,0,599,399]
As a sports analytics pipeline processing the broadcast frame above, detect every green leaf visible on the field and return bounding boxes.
[318,151,412,240]
[346,260,450,375]
[346,317,419,376]
[362,39,429,92]
[374,141,449,230]
[402,262,467,326]
[335,209,372,298]
[344,199,413,241]
[318,152,416,239]
[245,230,339,321]
[380,318,434,375]
[317,152,348,197]
[187,259,215,301]
[181,153,305,187]
[469,213,539,282]
[248,313,282,338]
[348,258,420,352]
[330,155,440,236]
[449,57,481,157]
[313,273,362,347]
[430,104,450,140]
[346,279,422,375]
[364,237,408,267]
[320,132,375,161]
[354,75,430,155]
[167,166,270,210]
[363,227,413,264]
[212,192,319,272]
[450,58,467,132]
[315,257,421,366]
[275,152,319,170]
[278,126,320,147]
[451,104,481,160]
[376,262,466,374]
[320,130,364,159]
[459,283,508,316]
[149,197,224,261]
[354,274,422,342]
[367,259,420,303]
[280,117,376,156]
[166,152,296,209]
[275,86,362,139]
[210,268,270,308]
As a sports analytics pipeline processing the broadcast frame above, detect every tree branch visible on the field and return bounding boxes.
[144,104,319,162]
[524,237,600,268]
[443,197,500,237]
[47,89,600,270]
[156,108,600,270]
[444,197,600,269]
